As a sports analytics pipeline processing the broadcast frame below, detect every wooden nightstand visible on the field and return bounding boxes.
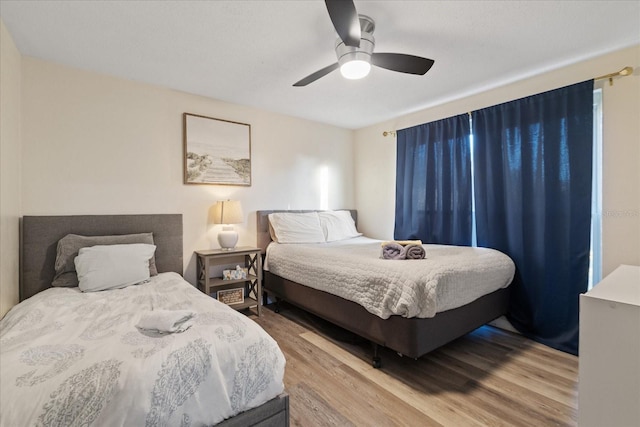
[195,247,262,316]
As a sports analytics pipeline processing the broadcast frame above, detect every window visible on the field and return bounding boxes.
[589,89,603,288]
[470,121,477,247]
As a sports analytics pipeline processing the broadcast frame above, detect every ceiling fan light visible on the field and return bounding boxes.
[340,60,371,79]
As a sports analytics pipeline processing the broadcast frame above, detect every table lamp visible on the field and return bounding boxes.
[213,200,243,250]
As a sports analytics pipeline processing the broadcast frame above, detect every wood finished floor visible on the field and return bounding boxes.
[250,303,578,427]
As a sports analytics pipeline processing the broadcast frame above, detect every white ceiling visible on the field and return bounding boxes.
[1,1,639,129]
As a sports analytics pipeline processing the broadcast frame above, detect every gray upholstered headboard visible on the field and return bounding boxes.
[256,210,357,253]
[20,214,183,301]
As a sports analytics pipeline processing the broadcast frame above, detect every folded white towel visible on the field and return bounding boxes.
[136,310,196,334]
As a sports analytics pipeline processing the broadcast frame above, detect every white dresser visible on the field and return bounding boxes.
[579,264,640,427]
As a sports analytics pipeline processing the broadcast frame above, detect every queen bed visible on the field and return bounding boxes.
[258,210,514,367]
[2,214,289,427]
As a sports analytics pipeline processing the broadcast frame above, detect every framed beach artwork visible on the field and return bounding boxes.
[183,113,251,186]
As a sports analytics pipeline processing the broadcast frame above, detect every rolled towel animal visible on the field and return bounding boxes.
[136,309,196,334]
[381,242,407,260]
[405,244,426,260]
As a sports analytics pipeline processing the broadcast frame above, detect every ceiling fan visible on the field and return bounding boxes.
[293,0,435,87]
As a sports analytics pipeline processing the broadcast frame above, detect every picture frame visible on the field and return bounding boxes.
[183,113,251,186]
[217,288,245,305]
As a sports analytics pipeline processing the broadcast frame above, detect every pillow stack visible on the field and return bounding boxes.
[268,210,361,244]
[52,233,158,292]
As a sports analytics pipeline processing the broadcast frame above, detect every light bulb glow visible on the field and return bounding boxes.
[340,60,371,80]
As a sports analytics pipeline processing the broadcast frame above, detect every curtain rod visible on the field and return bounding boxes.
[382,66,634,136]
[595,66,633,86]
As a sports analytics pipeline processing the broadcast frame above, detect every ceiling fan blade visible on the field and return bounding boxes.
[293,63,340,87]
[371,53,435,75]
[325,0,361,47]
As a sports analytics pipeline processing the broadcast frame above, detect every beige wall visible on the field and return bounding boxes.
[355,45,640,277]
[4,30,638,317]
[0,20,22,317]
[20,57,354,289]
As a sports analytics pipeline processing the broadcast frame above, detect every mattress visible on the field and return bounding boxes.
[265,237,515,319]
[0,272,285,426]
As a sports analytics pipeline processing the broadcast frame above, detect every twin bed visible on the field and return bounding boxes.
[258,210,515,367]
[3,214,289,427]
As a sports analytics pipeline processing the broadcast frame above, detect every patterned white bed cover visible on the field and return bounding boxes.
[0,272,285,426]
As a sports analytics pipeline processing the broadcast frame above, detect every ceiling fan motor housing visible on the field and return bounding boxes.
[335,15,375,67]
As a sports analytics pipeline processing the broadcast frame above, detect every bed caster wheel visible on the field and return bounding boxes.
[372,357,382,369]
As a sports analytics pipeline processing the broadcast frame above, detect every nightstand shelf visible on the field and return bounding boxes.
[195,247,262,316]
[206,274,258,288]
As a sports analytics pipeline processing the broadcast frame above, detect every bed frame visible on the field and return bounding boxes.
[20,214,289,427]
[257,210,510,367]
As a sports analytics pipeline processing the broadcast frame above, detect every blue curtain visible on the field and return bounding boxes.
[472,80,594,354]
[395,114,472,245]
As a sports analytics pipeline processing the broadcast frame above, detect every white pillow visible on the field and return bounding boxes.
[318,210,362,242]
[268,212,326,244]
[74,243,157,292]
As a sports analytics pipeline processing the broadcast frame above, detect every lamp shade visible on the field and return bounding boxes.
[212,200,243,250]
[213,200,243,225]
